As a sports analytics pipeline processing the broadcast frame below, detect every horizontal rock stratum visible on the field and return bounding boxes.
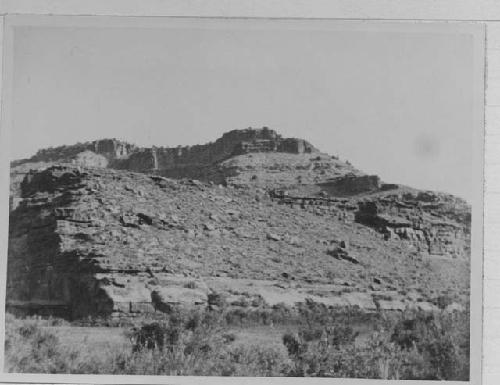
[7,128,471,318]
[12,127,366,188]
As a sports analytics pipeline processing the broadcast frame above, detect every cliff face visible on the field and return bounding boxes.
[8,166,470,319]
[13,128,330,189]
[7,128,471,319]
[354,191,470,260]
[20,138,136,164]
[10,127,330,208]
[19,128,319,182]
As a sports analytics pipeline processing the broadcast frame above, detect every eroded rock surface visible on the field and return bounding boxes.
[12,128,367,189]
[7,128,471,318]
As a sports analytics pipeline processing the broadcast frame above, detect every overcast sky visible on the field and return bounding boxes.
[10,20,478,201]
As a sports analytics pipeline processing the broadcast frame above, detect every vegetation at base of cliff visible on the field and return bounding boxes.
[4,304,470,380]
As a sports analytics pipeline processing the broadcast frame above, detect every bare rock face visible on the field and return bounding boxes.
[20,138,136,164]
[14,128,345,188]
[319,175,381,196]
[7,128,471,319]
[73,151,109,168]
[7,164,470,319]
[354,191,470,259]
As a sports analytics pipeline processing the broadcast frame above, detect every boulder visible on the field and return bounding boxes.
[416,301,438,312]
[203,223,216,231]
[377,299,406,311]
[136,212,154,225]
[327,247,359,264]
[266,232,281,241]
[120,214,140,228]
[151,286,208,311]
[73,151,109,168]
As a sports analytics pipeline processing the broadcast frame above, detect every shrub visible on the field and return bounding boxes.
[435,295,454,310]
[281,305,470,380]
[5,317,70,373]
[282,332,301,356]
[217,345,291,376]
[183,281,197,289]
[131,322,168,352]
[207,292,227,308]
[4,306,470,379]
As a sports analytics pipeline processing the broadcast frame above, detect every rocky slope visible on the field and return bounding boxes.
[7,128,471,318]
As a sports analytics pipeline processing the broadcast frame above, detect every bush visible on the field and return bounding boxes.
[435,294,454,310]
[5,316,74,373]
[207,292,227,308]
[280,305,470,380]
[115,313,289,376]
[217,345,291,376]
[4,306,470,379]
[131,322,168,352]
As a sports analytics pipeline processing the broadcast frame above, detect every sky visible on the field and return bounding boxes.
[10,20,479,201]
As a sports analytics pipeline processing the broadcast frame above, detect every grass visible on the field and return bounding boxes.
[44,326,129,351]
[4,303,470,379]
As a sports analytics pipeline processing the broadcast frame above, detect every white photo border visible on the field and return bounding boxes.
[0,11,486,385]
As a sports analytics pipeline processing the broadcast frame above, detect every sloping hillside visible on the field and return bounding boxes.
[7,163,470,318]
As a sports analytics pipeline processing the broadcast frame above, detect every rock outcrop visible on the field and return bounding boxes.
[319,175,381,196]
[354,191,470,259]
[16,138,136,165]
[17,128,319,184]
[12,128,368,190]
[7,128,471,319]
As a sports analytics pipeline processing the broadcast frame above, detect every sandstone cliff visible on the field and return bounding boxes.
[13,128,363,188]
[7,128,471,319]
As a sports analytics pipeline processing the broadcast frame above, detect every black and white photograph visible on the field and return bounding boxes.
[0,15,485,383]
